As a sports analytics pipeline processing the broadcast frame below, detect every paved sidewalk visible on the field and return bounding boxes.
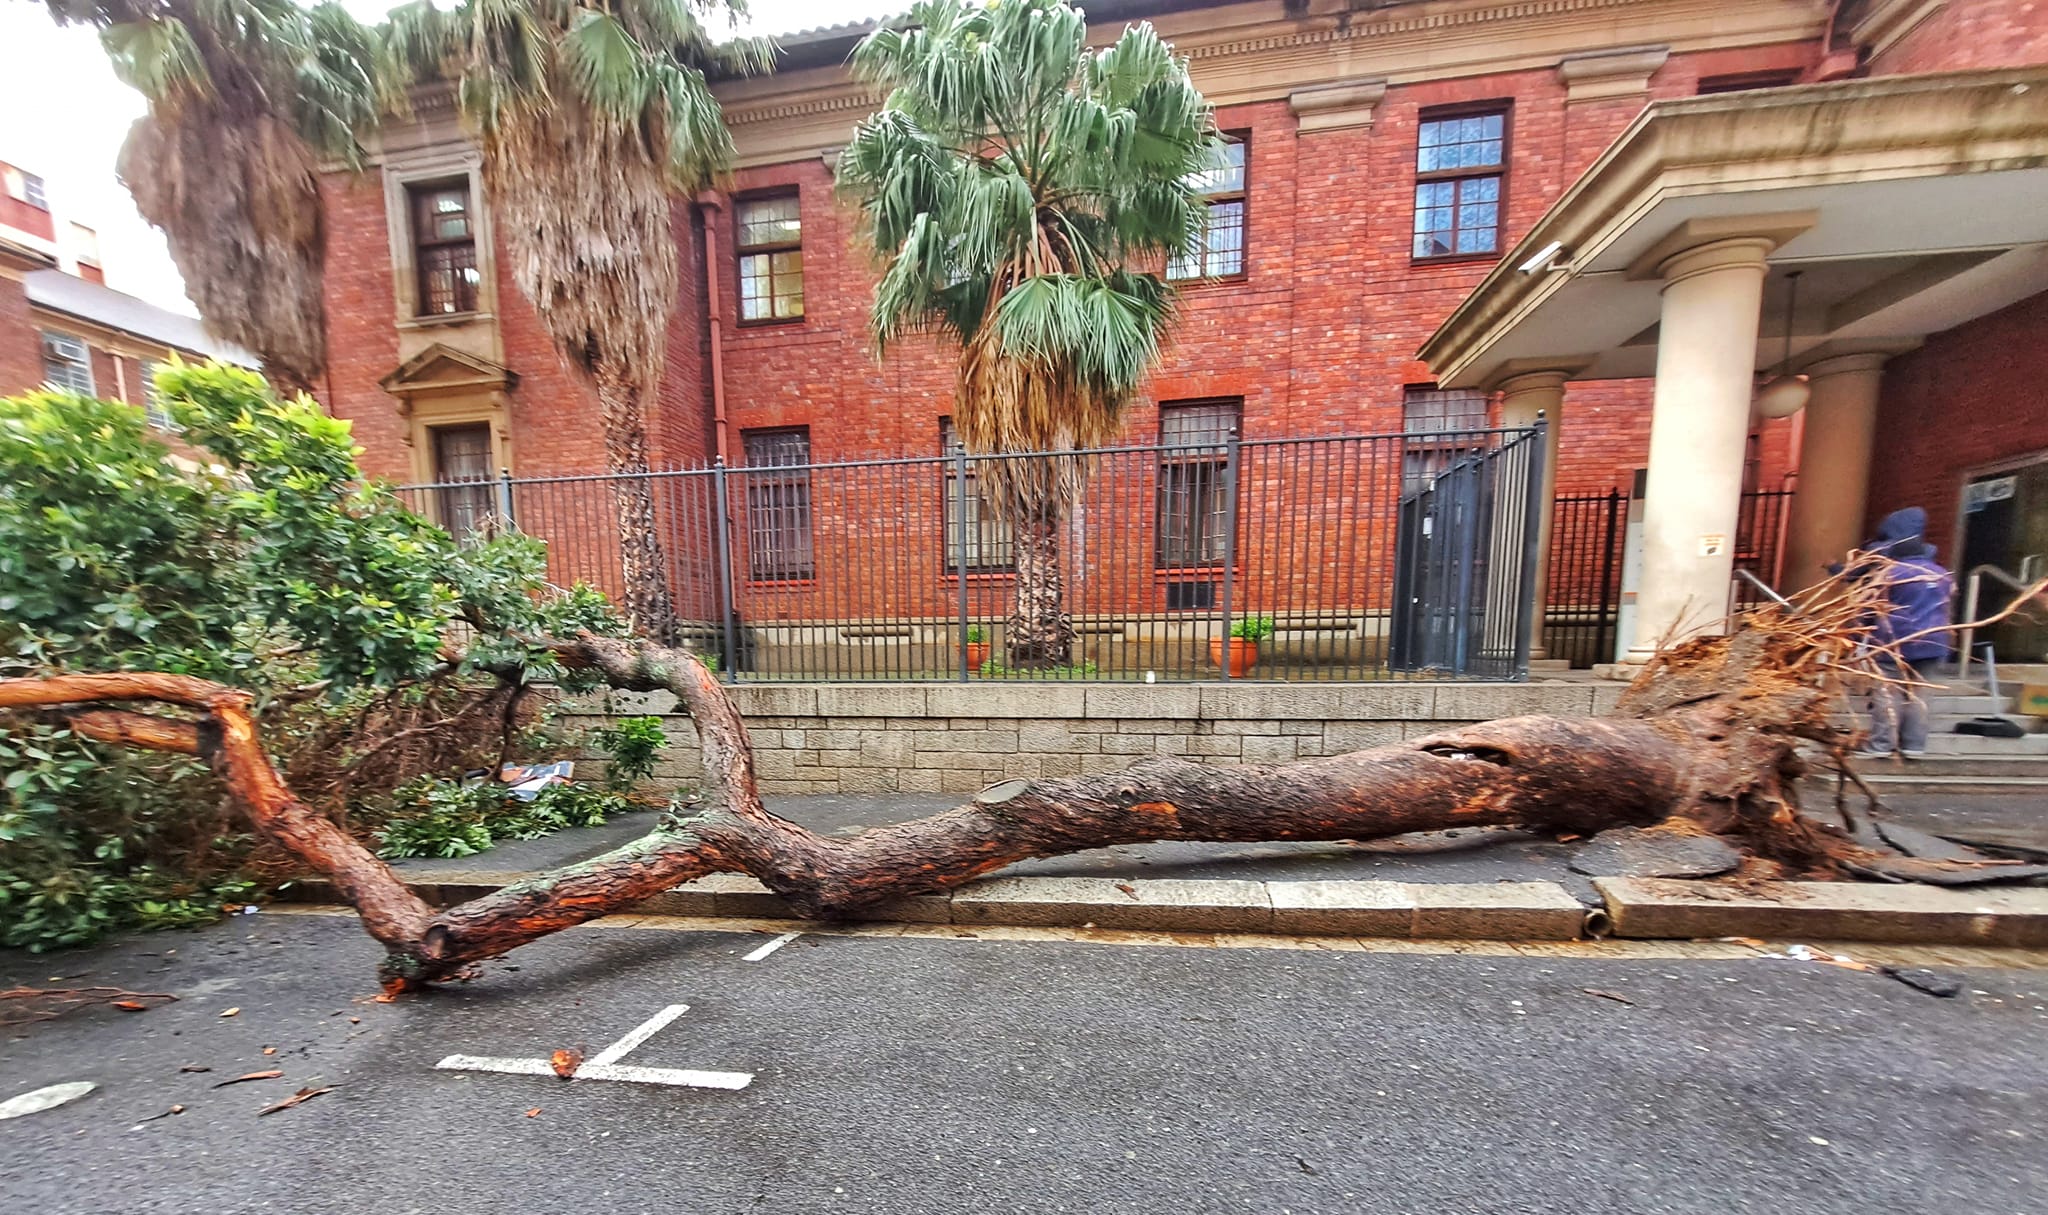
[389,790,2048,907]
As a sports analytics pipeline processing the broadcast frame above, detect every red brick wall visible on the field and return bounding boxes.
[316,38,1828,622]
[1867,289,2048,561]
[319,174,408,482]
[0,275,41,397]
[0,195,54,242]
[1867,0,2048,75]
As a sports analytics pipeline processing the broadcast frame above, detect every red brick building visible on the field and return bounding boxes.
[314,0,2048,669]
[1,161,253,424]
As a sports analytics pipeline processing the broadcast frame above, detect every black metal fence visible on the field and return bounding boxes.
[1541,486,1794,668]
[400,427,1548,682]
[1545,490,1626,669]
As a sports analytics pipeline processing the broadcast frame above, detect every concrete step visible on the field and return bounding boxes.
[1929,712,2047,733]
[1922,732,2048,756]
[1926,695,2014,715]
[1801,753,2048,795]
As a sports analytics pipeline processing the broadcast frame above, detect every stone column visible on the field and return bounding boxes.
[1623,237,1775,663]
[1498,370,1569,661]
[1782,352,1890,589]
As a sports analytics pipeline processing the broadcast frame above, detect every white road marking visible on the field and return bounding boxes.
[743,931,802,962]
[434,1003,753,1091]
[435,1054,558,1077]
[577,1062,753,1090]
[585,1003,692,1067]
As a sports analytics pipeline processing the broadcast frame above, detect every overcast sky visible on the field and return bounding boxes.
[0,0,900,317]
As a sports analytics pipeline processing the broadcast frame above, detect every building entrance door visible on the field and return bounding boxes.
[1960,456,2048,664]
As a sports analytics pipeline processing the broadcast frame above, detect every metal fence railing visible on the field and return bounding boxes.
[1541,486,1794,669]
[399,427,1548,683]
[1545,490,1626,669]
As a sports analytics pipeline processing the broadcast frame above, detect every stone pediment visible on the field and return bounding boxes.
[378,343,518,397]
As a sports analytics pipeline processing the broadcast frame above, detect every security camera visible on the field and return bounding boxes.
[1517,241,1567,275]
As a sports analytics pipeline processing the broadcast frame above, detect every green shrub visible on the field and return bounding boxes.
[591,715,667,791]
[0,364,632,949]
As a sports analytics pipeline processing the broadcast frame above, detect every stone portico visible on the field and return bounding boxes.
[1420,68,2048,663]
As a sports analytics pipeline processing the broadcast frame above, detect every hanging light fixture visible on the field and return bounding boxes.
[1753,269,1810,419]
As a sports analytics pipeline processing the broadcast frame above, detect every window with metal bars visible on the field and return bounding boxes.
[411,181,480,316]
[737,195,804,323]
[138,358,179,431]
[1168,134,1246,281]
[1156,400,1240,568]
[1400,385,1489,493]
[743,428,814,580]
[430,423,494,539]
[41,332,92,394]
[939,418,1015,573]
[1412,107,1507,261]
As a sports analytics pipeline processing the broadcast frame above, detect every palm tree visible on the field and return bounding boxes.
[382,0,770,644]
[837,0,1216,667]
[44,0,384,394]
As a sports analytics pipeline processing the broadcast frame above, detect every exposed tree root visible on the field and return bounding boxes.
[2,566,2041,991]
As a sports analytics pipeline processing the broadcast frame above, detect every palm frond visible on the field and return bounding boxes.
[840,0,1213,473]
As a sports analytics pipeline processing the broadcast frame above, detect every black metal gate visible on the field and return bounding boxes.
[1544,485,1794,668]
[1389,426,1545,678]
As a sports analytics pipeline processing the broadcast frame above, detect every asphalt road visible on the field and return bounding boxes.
[4,915,2046,1214]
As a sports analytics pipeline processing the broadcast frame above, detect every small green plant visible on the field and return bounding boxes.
[1229,615,1276,642]
[591,715,667,792]
[976,658,1100,680]
[964,625,987,643]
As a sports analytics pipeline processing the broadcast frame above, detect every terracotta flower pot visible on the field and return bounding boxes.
[1210,636,1259,677]
[964,642,991,671]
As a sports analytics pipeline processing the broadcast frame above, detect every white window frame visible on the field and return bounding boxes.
[41,332,93,395]
[138,358,180,430]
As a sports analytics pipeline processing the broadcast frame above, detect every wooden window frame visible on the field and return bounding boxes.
[1697,69,1802,95]
[428,421,496,540]
[939,418,1016,576]
[1155,398,1243,571]
[1167,131,1249,284]
[409,180,480,317]
[735,191,805,327]
[1410,103,1511,266]
[1399,385,1490,494]
[741,426,815,582]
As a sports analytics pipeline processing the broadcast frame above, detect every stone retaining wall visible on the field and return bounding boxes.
[557,681,1625,795]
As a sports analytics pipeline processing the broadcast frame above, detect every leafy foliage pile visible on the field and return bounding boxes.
[373,778,626,861]
[0,363,628,950]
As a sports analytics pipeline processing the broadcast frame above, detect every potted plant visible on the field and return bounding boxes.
[1211,615,1274,677]
[963,625,991,672]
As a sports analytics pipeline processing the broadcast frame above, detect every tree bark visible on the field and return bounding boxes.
[1005,508,1075,667]
[0,604,1983,992]
[596,379,681,646]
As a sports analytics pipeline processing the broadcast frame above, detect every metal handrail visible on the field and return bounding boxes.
[1958,563,2046,678]
[1734,567,1794,610]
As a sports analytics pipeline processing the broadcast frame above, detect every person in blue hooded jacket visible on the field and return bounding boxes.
[1837,506,1955,759]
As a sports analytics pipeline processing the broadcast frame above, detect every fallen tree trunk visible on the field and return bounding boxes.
[0,579,2029,991]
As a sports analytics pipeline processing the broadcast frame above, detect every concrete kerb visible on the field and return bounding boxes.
[279,873,1596,940]
[274,872,2048,946]
[1595,877,2048,947]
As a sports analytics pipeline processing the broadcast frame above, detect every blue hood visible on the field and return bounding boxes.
[1871,506,1931,558]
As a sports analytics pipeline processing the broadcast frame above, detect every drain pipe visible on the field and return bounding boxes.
[696,192,731,465]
